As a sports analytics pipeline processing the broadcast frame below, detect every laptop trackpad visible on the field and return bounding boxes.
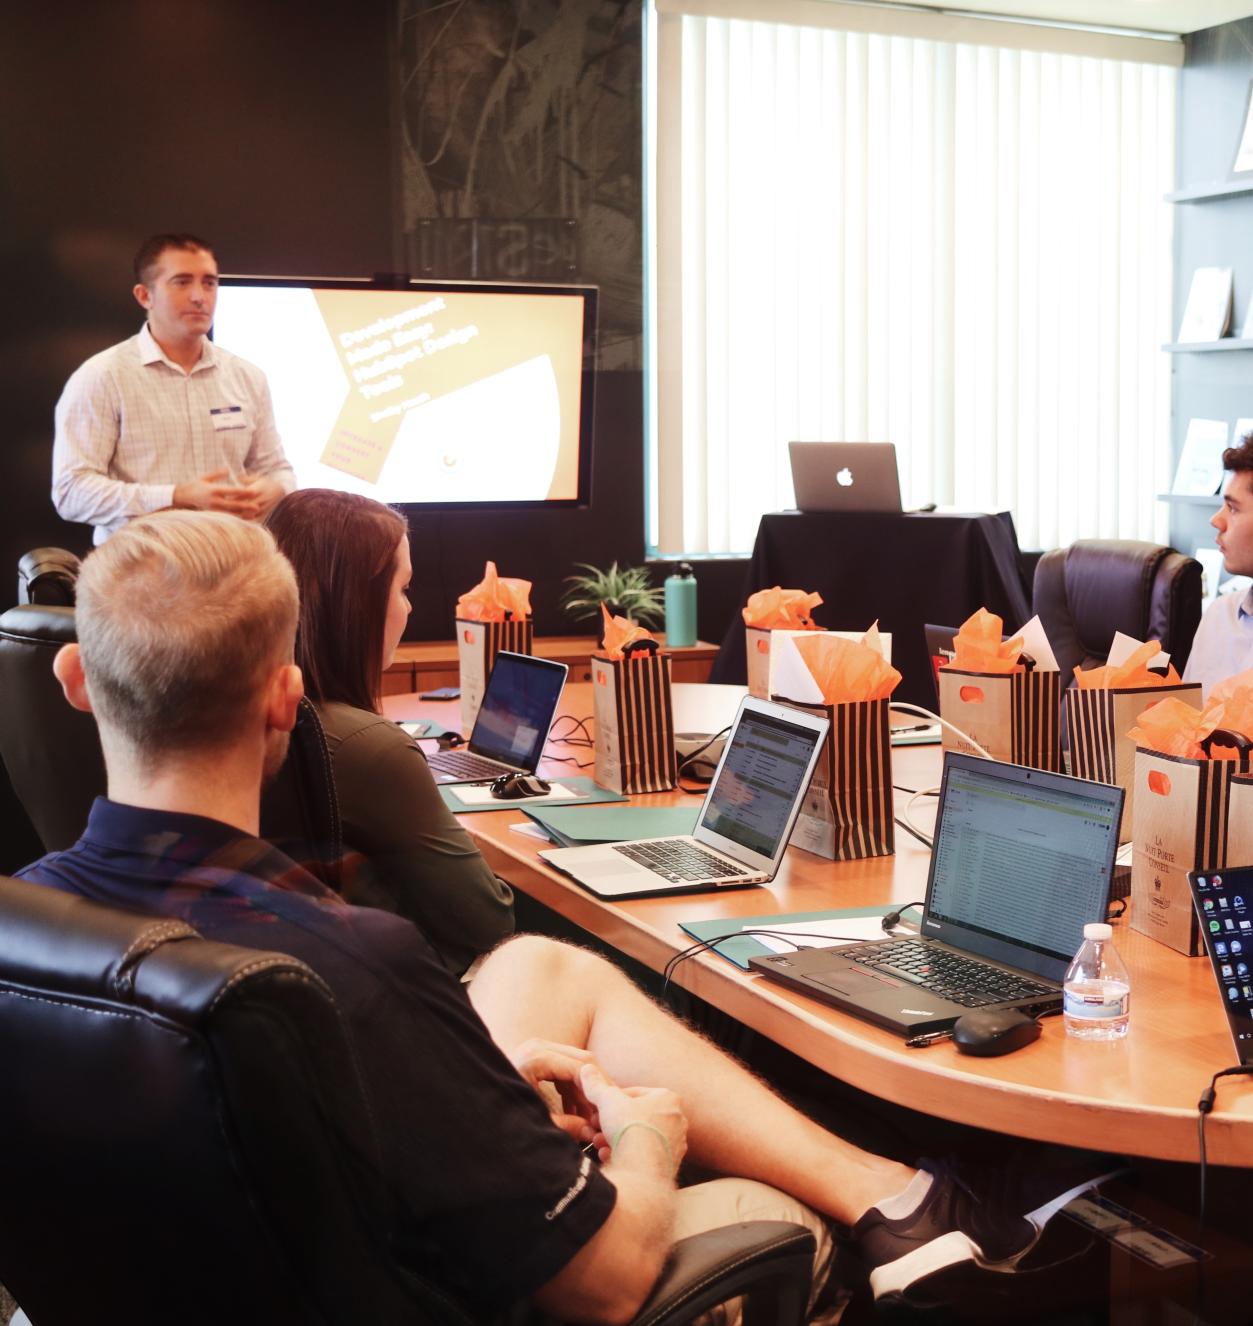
[808,968,891,997]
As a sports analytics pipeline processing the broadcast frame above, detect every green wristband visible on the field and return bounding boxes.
[610,1120,675,1171]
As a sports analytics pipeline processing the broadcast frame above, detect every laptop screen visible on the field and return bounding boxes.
[923,755,1123,981]
[698,708,823,859]
[469,653,567,770]
[1189,867,1253,1067]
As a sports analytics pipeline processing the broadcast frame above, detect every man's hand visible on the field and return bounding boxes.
[580,1064,687,1177]
[171,470,285,521]
[509,1038,601,1141]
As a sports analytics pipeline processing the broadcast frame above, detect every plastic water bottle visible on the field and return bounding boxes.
[664,562,698,647]
[1063,923,1130,1041]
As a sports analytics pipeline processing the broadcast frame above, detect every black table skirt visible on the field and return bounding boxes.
[710,511,1032,709]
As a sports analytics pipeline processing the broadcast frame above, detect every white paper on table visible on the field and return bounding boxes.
[1106,630,1170,673]
[1171,418,1229,496]
[751,915,914,955]
[451,782,578,807]
[1016,614,1059,672]
[769,635,824,704]
[1177,267,1233,344]
[509,821,553,842]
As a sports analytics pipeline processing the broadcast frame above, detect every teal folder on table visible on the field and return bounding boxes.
[523,804,700,847]
[679,906,923,971]
[438,776,628,815]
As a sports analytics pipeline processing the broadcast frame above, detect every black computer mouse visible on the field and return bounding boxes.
[951,1008,1041,1057]
[489,773,552,800]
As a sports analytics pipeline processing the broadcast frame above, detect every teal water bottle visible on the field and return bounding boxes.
[664,562,698,647]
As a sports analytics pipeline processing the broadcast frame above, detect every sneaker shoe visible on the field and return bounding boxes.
[852,1151,1123,1305]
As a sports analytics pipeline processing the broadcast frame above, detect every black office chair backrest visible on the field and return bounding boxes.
[0,604,102,851]
[0,874,469,1325]
[1032,539,1203,679]
[0,877,817,1326]
[0,605,341,885]
[16,547,80,606]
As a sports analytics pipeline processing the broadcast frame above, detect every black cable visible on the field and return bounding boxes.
[1106,896,1127,921]
[894,816,933,850]
[676,725,732,783]
[1196,1065,1253,1226]
[548,714,595,747]
[880,901,926,932]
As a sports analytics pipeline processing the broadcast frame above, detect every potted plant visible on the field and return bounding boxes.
[560,561,664,635]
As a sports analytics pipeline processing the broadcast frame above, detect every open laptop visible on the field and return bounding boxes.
[1189,866,1253,1065]
[540,697,829,899]
[425,652,568,785]
[749,752,1124,1036]
[789,442,902,513]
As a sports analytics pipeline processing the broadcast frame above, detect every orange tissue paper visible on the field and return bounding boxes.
[946,608,1025,675]
[598,604,656,660]
[792,625,901,703]
[1126,669,1253,760]
[742,587,824,631]
[455,561,532,622]
[1073,640,1181,690]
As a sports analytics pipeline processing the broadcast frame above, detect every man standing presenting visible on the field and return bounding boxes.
[52,233,295,542]
[1184,433,1253,697]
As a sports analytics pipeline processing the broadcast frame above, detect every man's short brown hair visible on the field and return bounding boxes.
[1223,430,1253,476]
[133,233,215,286]
[75,511,298,762]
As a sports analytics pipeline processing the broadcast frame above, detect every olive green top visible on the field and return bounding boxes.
[318,701,515,973]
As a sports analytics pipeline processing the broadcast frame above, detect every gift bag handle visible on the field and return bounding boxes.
[1200,729,1253,763]
[623,638,660,657]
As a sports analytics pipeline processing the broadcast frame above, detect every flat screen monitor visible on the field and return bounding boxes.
[212,277,596,508]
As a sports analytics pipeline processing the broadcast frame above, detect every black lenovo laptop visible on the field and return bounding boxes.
[425,652,568,785]
[749,752,1124,1037]
[1189,866,1253,1065]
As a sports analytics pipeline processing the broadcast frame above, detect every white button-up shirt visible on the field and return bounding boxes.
[1183,587,1253,698]
[52,323,295,543]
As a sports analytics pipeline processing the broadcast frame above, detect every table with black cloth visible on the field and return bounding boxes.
[709,510,1031,708]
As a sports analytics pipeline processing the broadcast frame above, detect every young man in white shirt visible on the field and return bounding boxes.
[1184,433,1253,697]
[51,233,295,543]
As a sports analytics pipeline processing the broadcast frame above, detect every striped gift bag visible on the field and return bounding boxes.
[773,696,894,860]
[592,646,678,794]
[1067,683,1201,839]
[456,616,533,732]
[938,667,1063,772]
[1131,733,1251,956]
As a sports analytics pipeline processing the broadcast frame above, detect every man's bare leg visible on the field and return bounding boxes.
[469,935,917,1228]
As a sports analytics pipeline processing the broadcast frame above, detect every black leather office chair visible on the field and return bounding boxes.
[0,604,341,885]
[16,547,80,606]
[1032,539,1203,679]
[0,875,815,1326]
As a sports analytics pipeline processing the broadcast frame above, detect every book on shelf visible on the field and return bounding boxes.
[1171,418,1228,496]
[1177,267,1232,343]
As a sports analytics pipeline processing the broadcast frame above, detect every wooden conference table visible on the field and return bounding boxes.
[383,684,1253,1170]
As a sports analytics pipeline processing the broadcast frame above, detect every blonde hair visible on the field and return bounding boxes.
[75,511,298,758]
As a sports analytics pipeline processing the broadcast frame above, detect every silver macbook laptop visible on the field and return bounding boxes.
[749,753,1124,1036]
[1189,866,1253,1066]
[426,652,568,785]
[789,442,902,513]
[541,697,829,899]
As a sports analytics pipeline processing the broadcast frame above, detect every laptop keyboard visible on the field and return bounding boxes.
[845,939,1054,1008]
[613,840,750,881]
[425,750,508,780]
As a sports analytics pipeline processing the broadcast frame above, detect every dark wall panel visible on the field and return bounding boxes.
[0,0,650,641]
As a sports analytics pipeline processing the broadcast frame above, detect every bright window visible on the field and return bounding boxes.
[649,8,1177,555]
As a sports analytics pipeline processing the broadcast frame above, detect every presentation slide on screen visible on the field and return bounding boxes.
[212,286,587,503]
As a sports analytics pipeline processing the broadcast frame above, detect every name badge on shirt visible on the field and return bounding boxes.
[210,405,247,431]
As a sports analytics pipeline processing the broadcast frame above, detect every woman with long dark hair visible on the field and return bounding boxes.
[266,488,513,972]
